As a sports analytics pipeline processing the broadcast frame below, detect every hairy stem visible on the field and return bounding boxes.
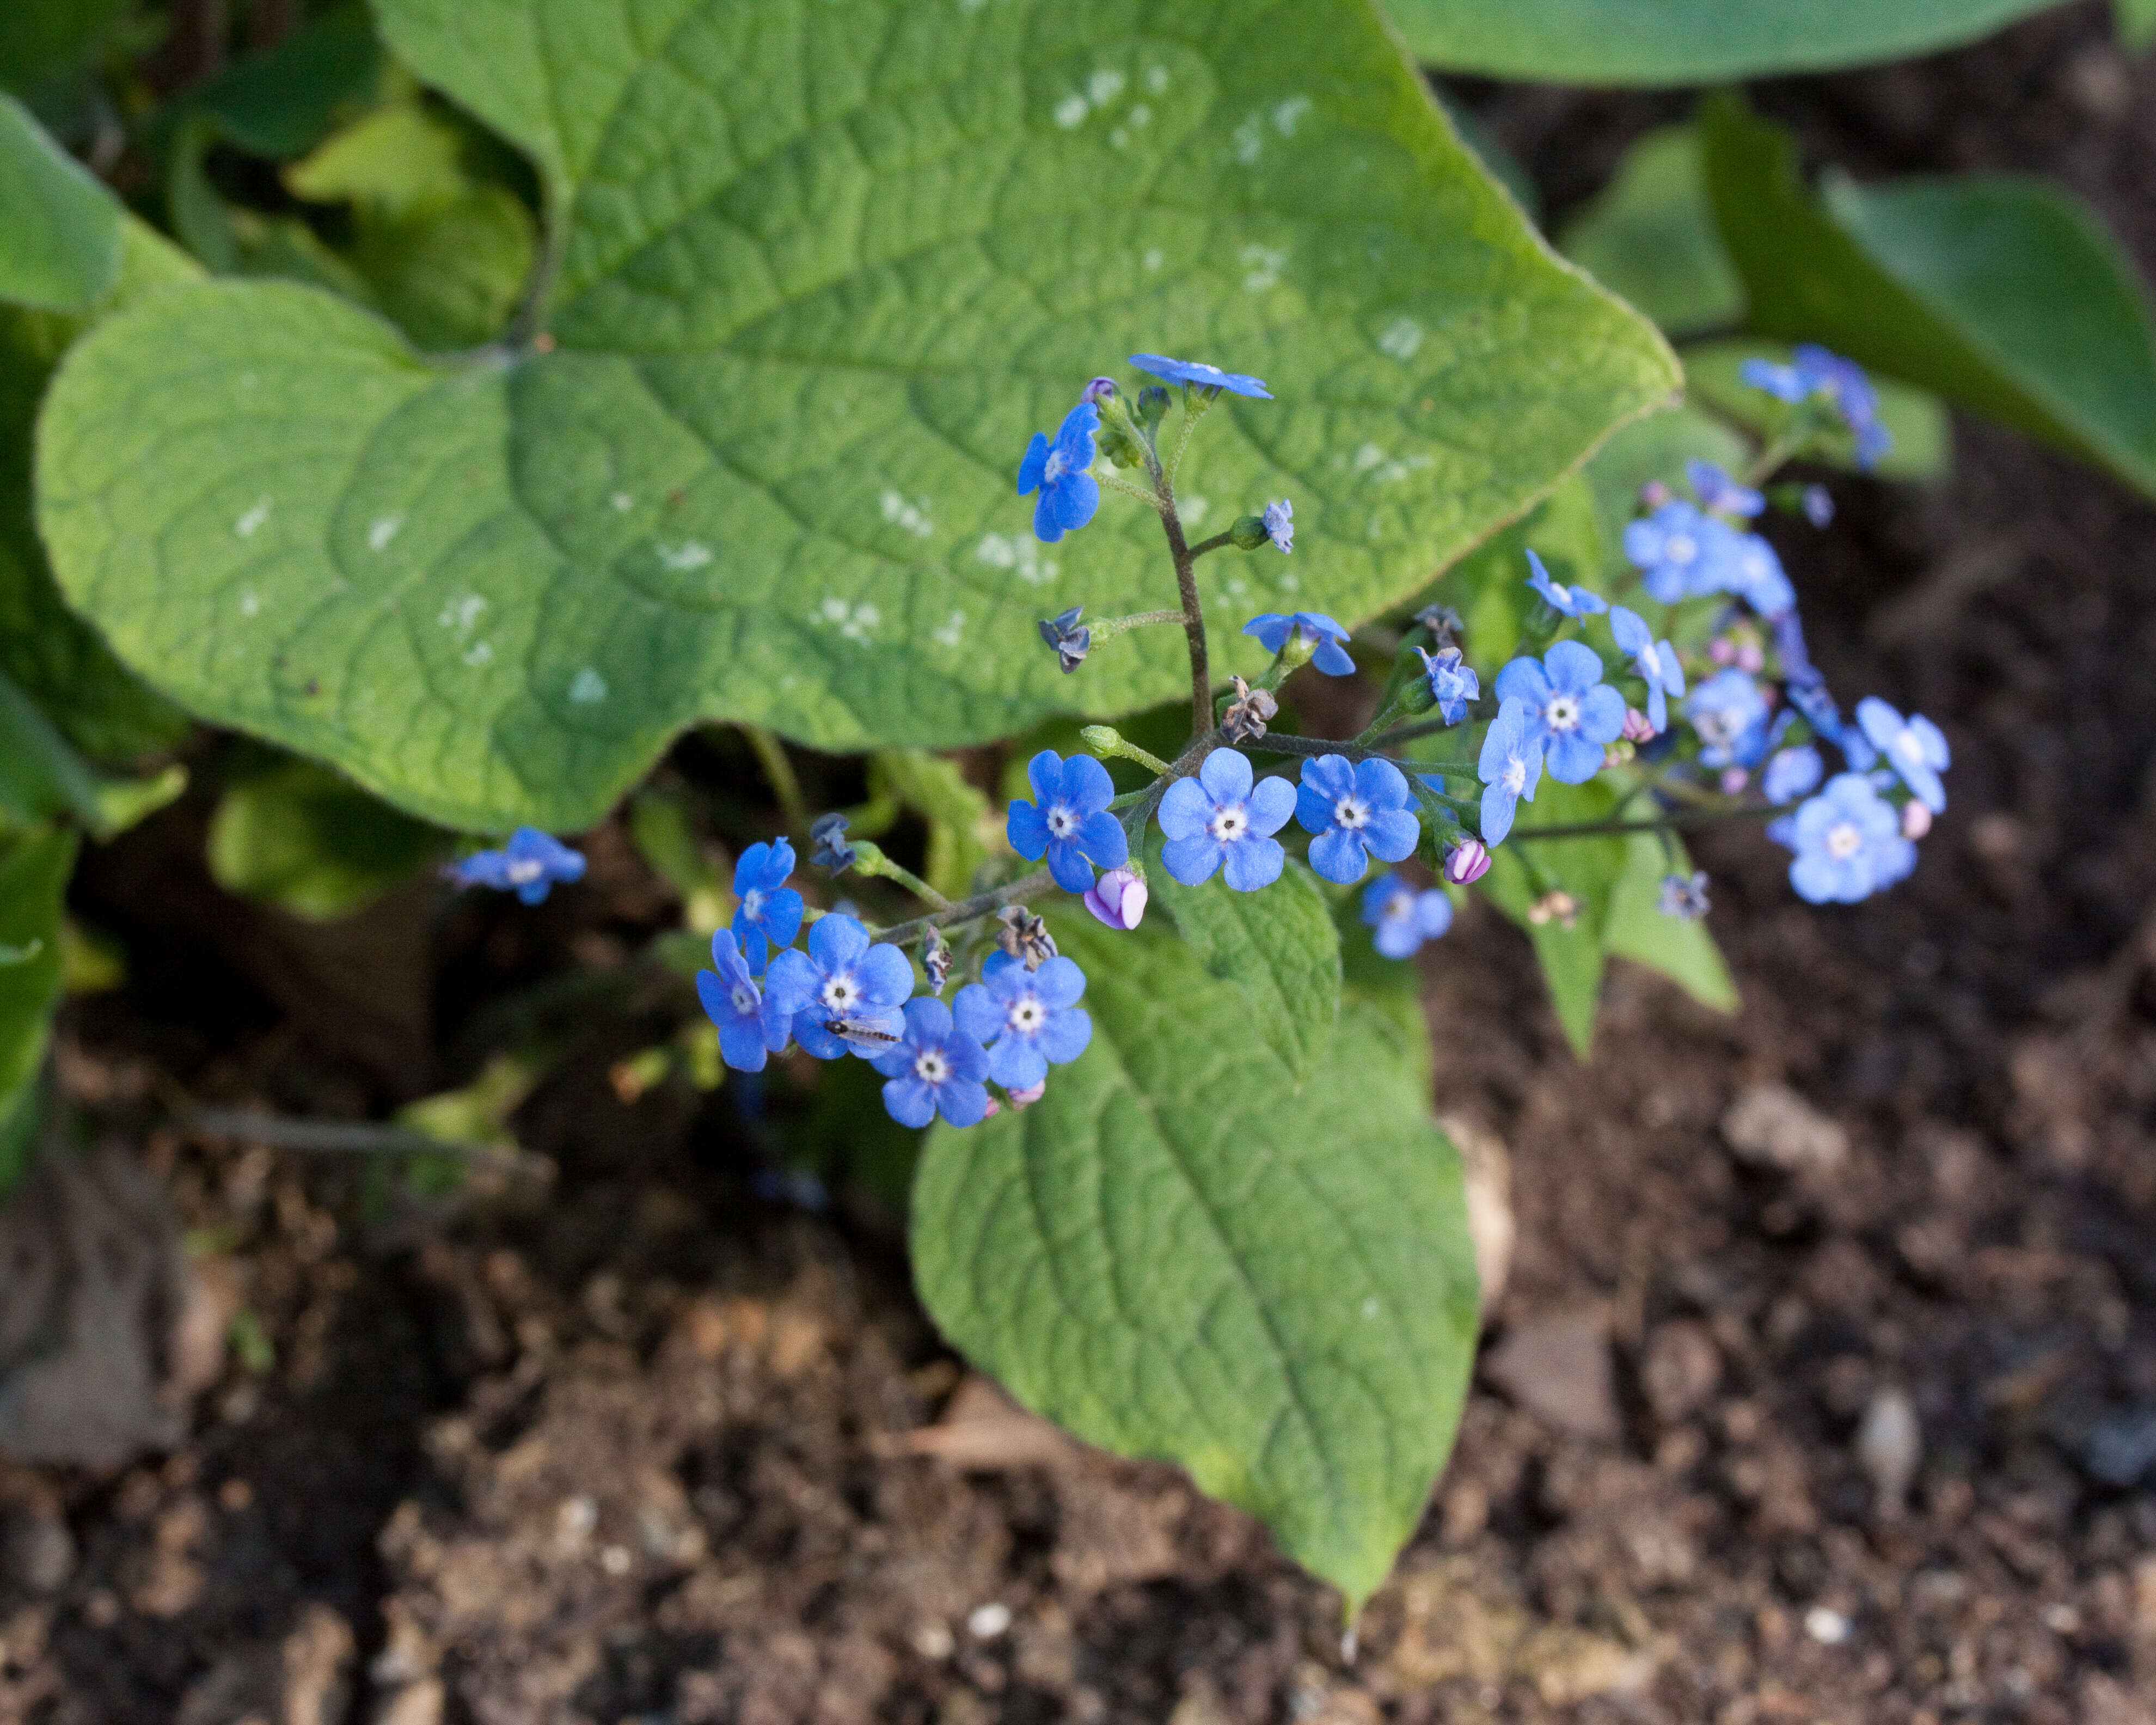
[741,725,810,835]
[1158,492,1212,735]
[871,868,1058,949]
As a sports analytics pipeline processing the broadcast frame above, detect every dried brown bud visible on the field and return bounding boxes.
[995,905,1057,970]
[1221,675,1278,743]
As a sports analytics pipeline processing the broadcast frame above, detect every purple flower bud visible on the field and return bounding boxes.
[1005,1080,1046,1110]
[1083,866,1149,930]
[1639,480,1673,509]
[1901,800,1932,839]
[1719,766,1749,794]
[1083,376,1118,403]
[1621,706,1657,743]
[1443,839,1490,886]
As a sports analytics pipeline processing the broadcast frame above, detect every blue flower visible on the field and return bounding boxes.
[1263,498,1294,553]
[1524,547,1607,618]
[871,997,992,1128]
[1685,668,1771,769]
[1658,871,1711,921]
[1128,353,1272,399]
[1738,356,1810,402]
[1739,346,1891,469]
[1295,755,1419,885]
[1017,400,1101,543]
[695,929,794,1072]
[953,951,1091,1090]
[1623,500,1734,603]
[1608,606,1685,733]
[1157,748,1297,890]
[765,912,913,1060]
[1726,531,1795,615]
[1493,640,1625,784]
[1476,698,1545,847]
[1362,872,1454,959]
[1038,605,1091,673]
[1007,750,1128,892]
[1687,459,1763,518]
[809,812,856,872]
[445,827,586,904]
[1856,697,1949,813]
[1778,773,1916,903]
[1242,611,1354,677]
[1761,744,1824,804]
[1414,645,1479,725]
[730,838,803,974]
[1802,484,1835,528]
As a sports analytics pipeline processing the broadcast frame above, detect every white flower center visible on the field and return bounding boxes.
[1043,450,1069,485]
[1009,998,1046,1035]
[1502,757,1526,794]
[1545,694,1581,733]
[1892,732,1923,767]
[914,1049,949,1084]
[1825,821,1863,861]
[821,976,857,1010]
[1332,795,1368,830]
[505,859,543,884]
[1667,533,1696,564]
[730,982,758,1016]
[1382,891,1414,923]
[1208,804,1248,843]
[1695,708,1741,748]
[1045,805,1076,839]
[742,888,764,920]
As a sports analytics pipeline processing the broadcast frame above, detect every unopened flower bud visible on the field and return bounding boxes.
[1005,1080,1046,1110]
[1083,866,1148,931]
[1719,767,1749,794]
[809,812,856,872]
[1135,384,1171,425]
[1901,800,1932,839]
[1708,637,1737,665]
[1621,707,1657,743]
[1220,675,1277,743]
[1639,480,1673,509]
[922,926,954,994]
[1039,604,1090,672]
[1735,641,1764,672]
[1097,420,1144,468]
[1603,739,1636,768]
[1079,724,1123,757]
[1082,376,1118,404]
[1444,840,1490,886]
[1229,513,1270,550]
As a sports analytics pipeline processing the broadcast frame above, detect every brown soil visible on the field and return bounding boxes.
[7,5,2156,1722]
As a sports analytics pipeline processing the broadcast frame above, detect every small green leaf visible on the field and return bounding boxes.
[1385,0,2067,84]
[0,825,77,1196]
[1702,93,2156,499]
[40,0,1675,830]
[1150,845,1342,1084]
[1682,337,1952,481]
[1603,831,1738,1013]
[1475,778,1627,1057]
[914,913,1477,1610]
[0,93,119,313]
[207,755,442,921]
[1560,126,1740,338]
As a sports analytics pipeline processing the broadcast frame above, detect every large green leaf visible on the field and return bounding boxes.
[0,218,195,763]
[38,0,1674,831]
[1150,846,1340,1085]
[913,914,1478,1610]
[1603,830,1737,1013]
[1558,125,1738,339]
[0,670,101,828]
[1476,778,1628,1057]
[0,0,127,93]
[0,826,76,1194]
[1386,0,2067,84]
[0,94,119,313]
[1702,94,2156,500]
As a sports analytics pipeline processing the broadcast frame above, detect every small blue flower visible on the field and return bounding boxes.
[1738,356,1809,402]
[1295,755,1419,885]
[1658,871,1711,921]
[1007,750,1128,893]
[1726,531,1796,616]
[1263,498,1294,553]
[809,812,856,872]
[1623,500,1735,604]
[1414,645,1479,725]
[1157,748,1297,890]
[765,913,912,1060]
[1686,458,1764,518]
[1608,606,1686,733]
[1128,353,1272,399]
[1038,605,1091,673]
[1493,640,1626,784]
[1242,611,1355,677]
[1362,872,1454,959]
[730,838,803,974]
[1802,484,1835,528]
[871,996,992,1128]
[445,827,586,905]
[1477,698,1545,847]
[1778,773,1916,903]
[1017,400,1101,544]
[1856,697,1949,813]
[1739,346,1891,469]
[1783,673,1877,769]
[1524,547,1608,618]
[1761,745,1825,804]
[1685,668,1771,769]
[695,929,794,1073]
[953,952,1091,1090]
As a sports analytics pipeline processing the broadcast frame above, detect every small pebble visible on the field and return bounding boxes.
[912,1622,955,1660]
[966,1601,1012,1640]
[1857,1387,1921,1516]
[1804,1606,1851,1645]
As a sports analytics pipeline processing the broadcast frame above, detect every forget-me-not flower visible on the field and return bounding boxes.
[445,828,586,905]
[1017,400,1101,543]
[1414,645,1479,725]
[1857,697,1949,813]
[1739,345,1892,469]
[730,838,803,974]
[1608,607,1686,733]
[809,812,856,872]
[1476,699,1545,847]
[696,929,794,1073]
[1761,744,1825,805]
[1728,531,1796,615]
[1007,750,1128,892]
[1263,498,1294,552]
[1685,668,1772,769]
[1777,773,1916,903]
[1157,748,1296,890]
[1242,611,1355,676]
[1129,353,1272,399]
[1687,458,1764,518]
[871,997,991,1128]
[954,952,1092,1090]
[1494,640,1626,784]
[1624,500,1731,603]
[765,912,913,1060]
[1038,605,1091,673]
[1362,872,1454,959]
[1524,547,1607,618]
[1295,755,1419,885]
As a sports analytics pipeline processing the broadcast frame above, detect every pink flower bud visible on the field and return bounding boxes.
[1719,767,1749,794]
[1708,637,1737,665]
[1736,642,1765,673]
[1005,1081,1046,1110]
[1901,800,1932,839]
[980,1097,1002,1119]
[1621,707,1657,743]
[1443,840,1490,885]
[1639,480,1673,509]
[1083,866,1148,930]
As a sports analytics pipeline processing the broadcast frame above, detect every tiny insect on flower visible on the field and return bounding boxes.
[1241,611,1355,677]
[1016,400,1102,544]
[1007,750,1128,892]
[764,913,912,1061]
[730,837,804,974]
[1295,754,1420,885]
[1127,353,1272,399]
[1493,640,1626,784]
[954,951,1092,1090]
[871,998,993,1129]
[1523,548,1607,619]
[445,827,586,905]
[1157,748,1297,890]
[1362,871,1453,959]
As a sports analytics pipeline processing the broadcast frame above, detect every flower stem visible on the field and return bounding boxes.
[1157,486,1214,737]
[849,840,952,910]
[1089,608,1185,641]
[870,867,1057,949]
[741,725,809,835]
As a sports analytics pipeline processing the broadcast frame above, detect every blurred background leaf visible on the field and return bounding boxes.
[207,752,443,920]
[1558,124,1739,338]
[0,94,120,311]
